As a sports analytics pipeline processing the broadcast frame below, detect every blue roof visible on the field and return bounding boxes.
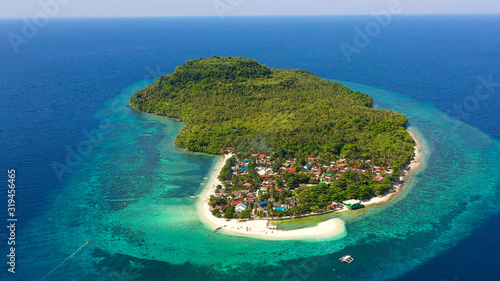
[241,167,248,171]
[274,206,287,211]
[243,158,250,162]
[258,201,267,206]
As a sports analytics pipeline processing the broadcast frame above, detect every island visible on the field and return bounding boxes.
[130,56,420,240]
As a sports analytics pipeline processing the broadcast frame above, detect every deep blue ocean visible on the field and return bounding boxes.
[0,15,499,281]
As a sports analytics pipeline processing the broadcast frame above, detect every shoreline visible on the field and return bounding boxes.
[197,129,423,240]
[362,129,424,206]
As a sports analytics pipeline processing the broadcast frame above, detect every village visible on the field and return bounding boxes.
[208,147,398,221]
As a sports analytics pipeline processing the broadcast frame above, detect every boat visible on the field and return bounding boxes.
[190,195,198,199]
[339,255,354,263]
[213,226,223,232]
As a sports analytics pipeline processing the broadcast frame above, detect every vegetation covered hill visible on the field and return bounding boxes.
[130,56,415,170]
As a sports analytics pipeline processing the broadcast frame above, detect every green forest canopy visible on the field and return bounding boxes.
[130,56,415,169]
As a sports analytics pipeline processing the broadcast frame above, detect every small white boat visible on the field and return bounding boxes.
[339,255,354,263]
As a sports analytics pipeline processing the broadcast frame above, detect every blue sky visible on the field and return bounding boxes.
[1,0,499,18]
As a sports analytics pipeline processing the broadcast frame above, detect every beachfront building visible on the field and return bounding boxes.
[343,199,362,210]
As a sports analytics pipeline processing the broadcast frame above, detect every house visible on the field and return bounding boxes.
[343,199,362,210]
[243,183,252,187]
[287,168,296,172]
[226,147,234,150]
[231,201,242,205]
[330,202,343,209]
[258,154,266,159]
[235,203,248,213]
[258,201,267,206]
[233,190,249,197]
[273,206,287,211]
[261,174,270,178]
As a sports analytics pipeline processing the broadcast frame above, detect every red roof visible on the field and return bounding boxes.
[308,157,315,161]
[375,177,384,181]
[352,168,360,171]
[287,168,296,172]
[261,175,270,178]
[231,201,242,205]
[375,169,382,173]
[315,171,322,175]
[299,186,308,189]
[226,147,234,150]
[276,188,282,192]
[337,163,347,168]
[258,154,266,159]
[243,183,252,187]
[273,175,278,177]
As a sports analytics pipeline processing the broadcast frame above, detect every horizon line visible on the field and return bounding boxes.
[0,13,500,19]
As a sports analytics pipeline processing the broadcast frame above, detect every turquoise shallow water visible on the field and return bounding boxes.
[17,79,499,281]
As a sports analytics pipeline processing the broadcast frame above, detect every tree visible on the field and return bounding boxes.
[224,206,234,219]
[239,210,251,219]
[212,209,221,218]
